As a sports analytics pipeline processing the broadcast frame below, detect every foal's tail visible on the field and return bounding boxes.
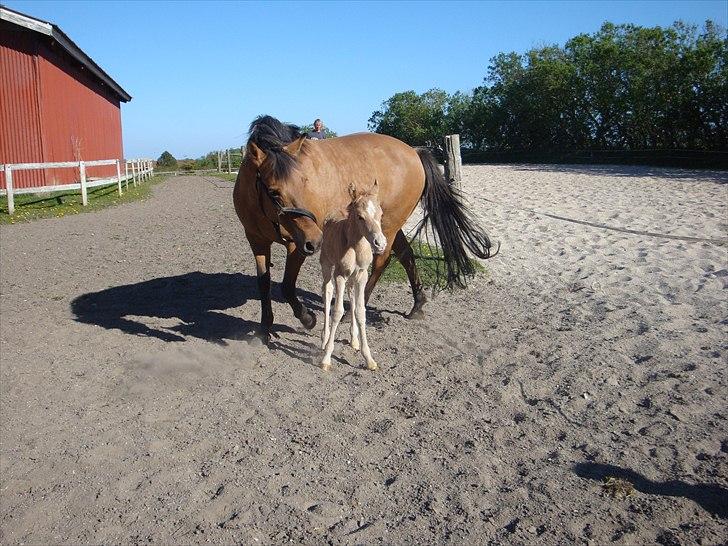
[414,148,499,289]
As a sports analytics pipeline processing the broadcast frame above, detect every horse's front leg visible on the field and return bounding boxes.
[392,229,427,319]
[364,240,394,304]
[348,280,360,351]
[250,240,273,344]
[321,266,334,349]
[355,270,377,370]
[282,243,316,330]
[321,275,346,371]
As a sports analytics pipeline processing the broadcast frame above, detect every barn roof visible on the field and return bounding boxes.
[0,6,132,102]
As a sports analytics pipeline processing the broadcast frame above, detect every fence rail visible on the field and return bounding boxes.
[460,148,728,169]
[1,158,153,215]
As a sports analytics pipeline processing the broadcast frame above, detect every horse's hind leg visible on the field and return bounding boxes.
[392,230,427,319]
[250,239,273,344]
[282,243,316,330]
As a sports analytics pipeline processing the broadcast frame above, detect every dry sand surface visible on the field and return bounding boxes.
[1,164,727,545]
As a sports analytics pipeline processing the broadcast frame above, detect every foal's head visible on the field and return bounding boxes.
[348,181,387,254]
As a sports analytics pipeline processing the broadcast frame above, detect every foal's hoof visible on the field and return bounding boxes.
[350,338,361,351]
[298,309,317,330]
[365,360,378,371]
[320,359,331,371]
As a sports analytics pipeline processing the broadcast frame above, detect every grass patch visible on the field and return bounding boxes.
[0,175,170,224]
[379,240,486,287]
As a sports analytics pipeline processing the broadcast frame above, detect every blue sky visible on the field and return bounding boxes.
[6,1,726,159]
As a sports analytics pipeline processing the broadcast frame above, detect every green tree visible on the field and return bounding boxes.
[156,151,177,168]
[368,89,470,146]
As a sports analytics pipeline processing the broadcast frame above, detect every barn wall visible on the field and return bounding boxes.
[0,23,45,188]
[37,40,124,184]
[0,21,125,190]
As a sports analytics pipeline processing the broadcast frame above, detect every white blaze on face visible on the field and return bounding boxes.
[366,199,376,220]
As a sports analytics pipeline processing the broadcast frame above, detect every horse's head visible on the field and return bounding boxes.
[246,133,323,256]
[348,180,387,254]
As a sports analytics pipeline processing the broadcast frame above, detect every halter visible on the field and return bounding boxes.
[256,171,318,243]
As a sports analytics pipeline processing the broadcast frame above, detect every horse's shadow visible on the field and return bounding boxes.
[70,271,319,346]
[573,462,728,519]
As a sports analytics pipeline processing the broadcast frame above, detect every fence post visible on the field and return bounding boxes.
[217,151,222,173]
[115,160,123,195]
[443,134,462,186]
[79,161,88,206]
[124,160,129,190]
[227,149,232,174]
[131,160,137,186]
[5,165,15,216]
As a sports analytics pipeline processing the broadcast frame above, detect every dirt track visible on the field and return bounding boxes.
[1,168,726,544]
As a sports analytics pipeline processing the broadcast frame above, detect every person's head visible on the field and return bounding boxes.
[313,119,323,132]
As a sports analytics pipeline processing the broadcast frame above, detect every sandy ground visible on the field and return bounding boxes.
[1,165,726,545]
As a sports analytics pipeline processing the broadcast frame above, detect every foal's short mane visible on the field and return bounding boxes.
[247,115,303,180]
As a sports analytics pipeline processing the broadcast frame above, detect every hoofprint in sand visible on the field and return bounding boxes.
[0,166,725,544]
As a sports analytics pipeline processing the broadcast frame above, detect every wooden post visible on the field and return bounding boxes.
[131,160,137,186]
[5,165,15,216]
[227,149,232,174]
[443,134,462,186]
[116,160,122,195]
[79,161,88,206]
[124,161,129,190]
[217,151,222,173]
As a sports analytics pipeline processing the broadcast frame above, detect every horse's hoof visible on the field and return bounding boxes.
[350,339,361,351]
[320,360,331,371]
[366,361,378,371]
[252,332,271,346]
[406,308,425,320]
[299,310,317,330]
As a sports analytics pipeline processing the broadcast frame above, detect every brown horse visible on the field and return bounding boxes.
[233,115,496,344]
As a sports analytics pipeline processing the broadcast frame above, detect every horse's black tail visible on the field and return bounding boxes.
[414,148,499,290]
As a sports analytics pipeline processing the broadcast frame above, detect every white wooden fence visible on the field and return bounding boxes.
[1,158,153,215]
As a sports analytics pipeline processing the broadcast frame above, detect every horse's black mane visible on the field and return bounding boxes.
[248,115,302,180]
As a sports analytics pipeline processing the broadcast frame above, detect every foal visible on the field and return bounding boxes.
[320,181,386,371]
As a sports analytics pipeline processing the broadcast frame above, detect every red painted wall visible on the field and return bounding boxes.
[0,22,125,190]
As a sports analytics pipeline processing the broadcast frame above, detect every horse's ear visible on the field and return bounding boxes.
[283,135,307,157]
[247,141,266,167]
[348,183,357,201]
[371,179,379,195]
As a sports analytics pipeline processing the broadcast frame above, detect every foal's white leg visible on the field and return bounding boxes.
[355,270,377,370]
[348,281,360,351]
[321,267,334,349]
[321,275,347,371]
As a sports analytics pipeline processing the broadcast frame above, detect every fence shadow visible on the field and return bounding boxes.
[573,462,728,518]
[70,271,318,345]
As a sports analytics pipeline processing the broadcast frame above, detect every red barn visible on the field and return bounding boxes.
[0,6,132,190]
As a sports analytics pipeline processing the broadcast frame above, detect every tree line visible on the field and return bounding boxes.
[368,21,727,158]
